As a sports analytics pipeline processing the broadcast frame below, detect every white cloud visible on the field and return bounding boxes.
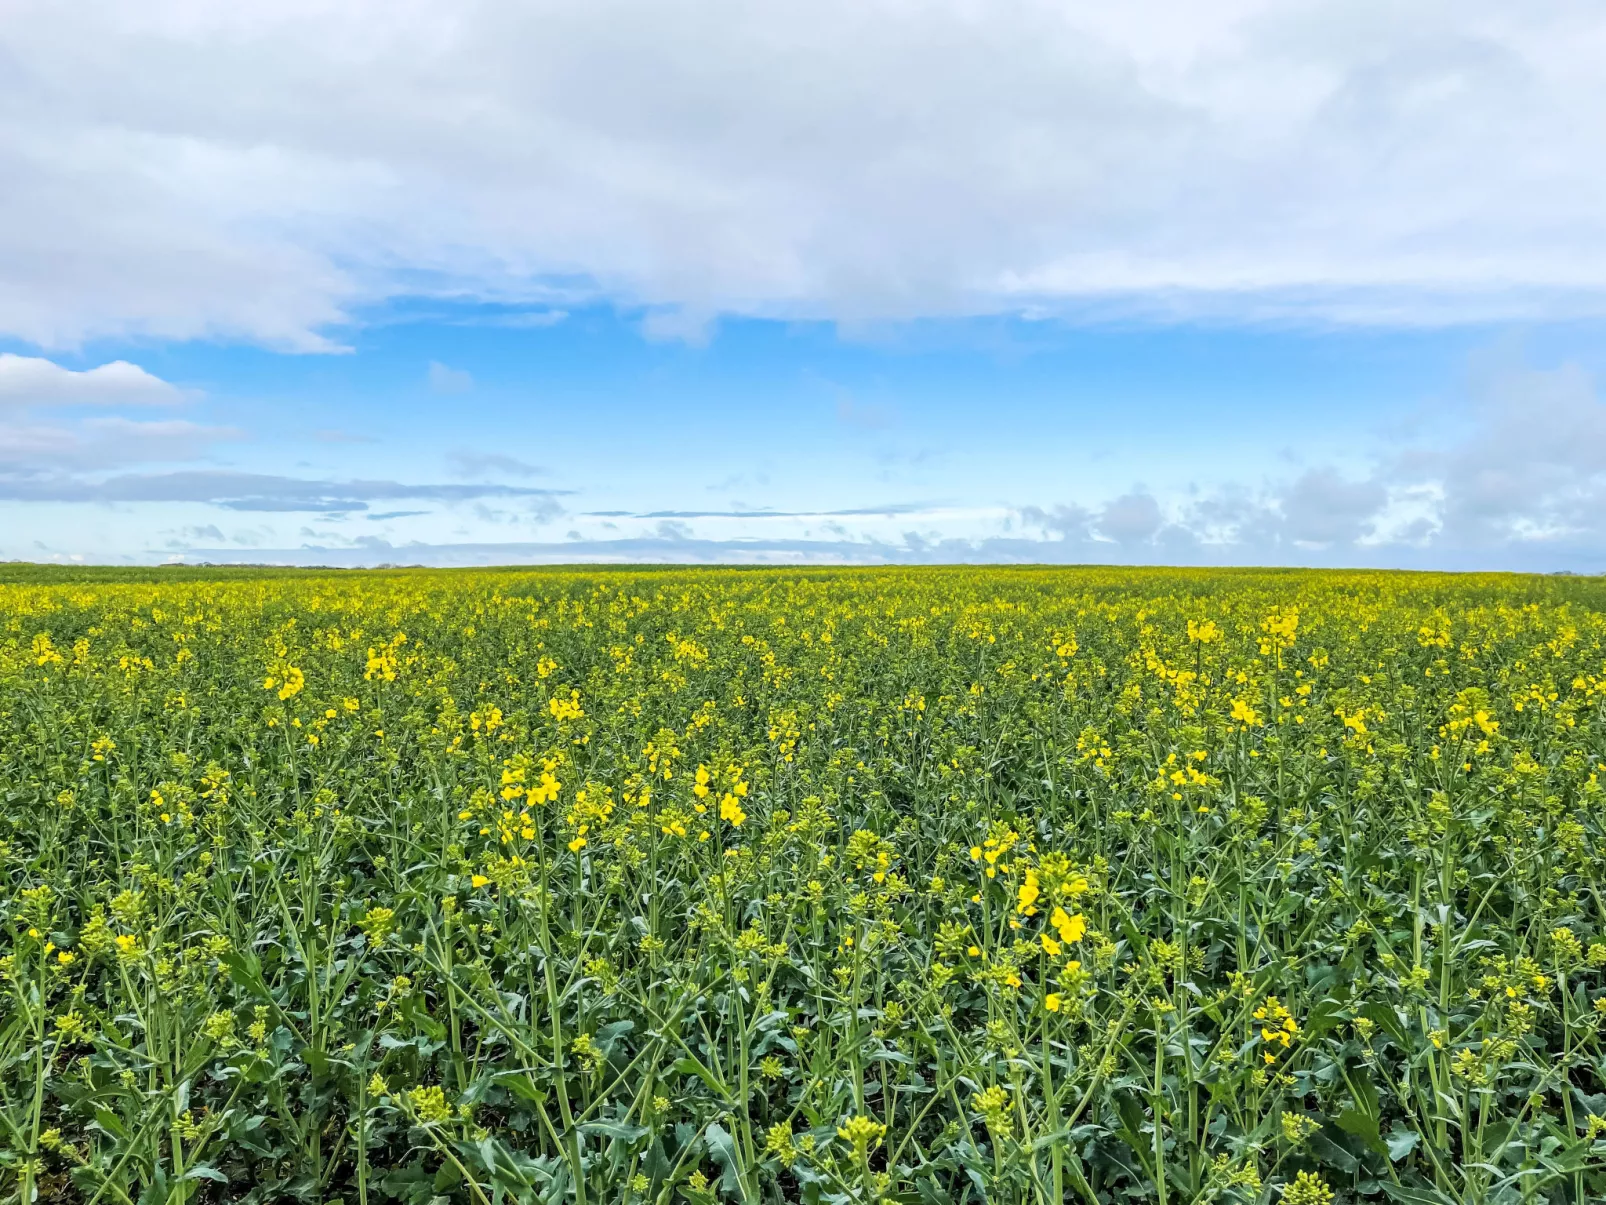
[426,361,473,393]
[1008,348,1606,565]
[491,310,568,328]
[1420,351,1606,548]
[0,354,222,469]
[639,307,717,346]
[1097,492,1165,544]
[0,354,185,406]
[1279,468,1386,546]
[5,0,1606,346]
[446,449,543,478]
[0,417,240,470]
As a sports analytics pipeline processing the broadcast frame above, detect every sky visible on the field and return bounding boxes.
[5,0,1606,570]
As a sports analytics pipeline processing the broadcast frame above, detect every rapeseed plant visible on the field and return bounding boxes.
[3,563,1606,1202]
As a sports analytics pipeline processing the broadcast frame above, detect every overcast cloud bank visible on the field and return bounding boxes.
[5,0,1606,347]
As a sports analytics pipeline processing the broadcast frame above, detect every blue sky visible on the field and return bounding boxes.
[6,0,1606,569]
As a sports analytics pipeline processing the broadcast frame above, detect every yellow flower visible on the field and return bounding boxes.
[407,1084,454,1125]
[548,691,585,721]
[1043,993,1062,1012]
[1280,1170,1334,1205]
[1016,869,1040,914]
[1050,907,1086,944]
[1040,933,1062,956]
[276,666,305,701]
[470,875,489,888]
[836,1115,886,1152]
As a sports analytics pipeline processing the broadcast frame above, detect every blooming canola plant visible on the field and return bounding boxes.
[3,564,1606,1204]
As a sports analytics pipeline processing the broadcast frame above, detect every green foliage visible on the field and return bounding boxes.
[1,565,1606,1204]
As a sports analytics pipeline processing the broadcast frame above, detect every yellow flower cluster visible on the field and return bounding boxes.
[2,563,1604,1205]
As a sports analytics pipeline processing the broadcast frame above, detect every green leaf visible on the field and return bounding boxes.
[580,1119,648,1144]
[399,994,447,1041]
[1336,1105,1388,1157]
[1301,996,1347,1040]
[221,951,276,1008]
[1385,1125,1421,1162]
[476,1136,542,1189]
[703,1120,741,1195]
[643,1138,673,1183]
[1358,1001,1410,1047]
[1028,1127,1073,1152]
[90,1106,129,1141]
[1308,1129,1360,1174]
[499,1072,545,1105]
[672,1055,731,1101]
[1381,1183,1458,1205]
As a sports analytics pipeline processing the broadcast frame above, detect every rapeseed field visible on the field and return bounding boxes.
[5,564,1606,1205]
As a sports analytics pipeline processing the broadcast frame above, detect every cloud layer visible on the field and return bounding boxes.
[5,338,1605,571]
[0,469,569,513]
[6,0,1606,346]
[146,349,1606,569]
[0,354,185,406]
[0,354,235,471]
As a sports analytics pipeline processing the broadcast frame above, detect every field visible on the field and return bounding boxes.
[5,564,1606,1205]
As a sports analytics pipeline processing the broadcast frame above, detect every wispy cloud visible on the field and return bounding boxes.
[158,531,1604,573]
[583,503,940,520]
[0,470,571,513]
[0,417,243,470]
[479,310,568,329]
[312,428,378,444]
[836,397,895,431]
[447,450,544,478]
[426,361,473,394]
[165,535,968,567]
